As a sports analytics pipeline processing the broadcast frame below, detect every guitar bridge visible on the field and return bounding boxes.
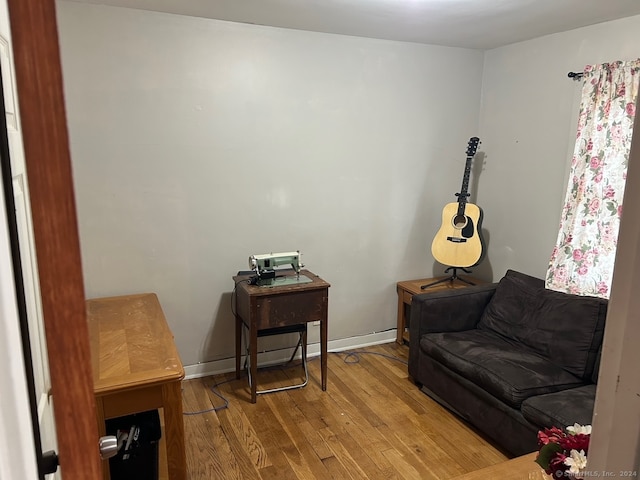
[447,236,467,243]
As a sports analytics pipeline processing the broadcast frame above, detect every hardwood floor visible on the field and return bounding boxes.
[166,343,511,479]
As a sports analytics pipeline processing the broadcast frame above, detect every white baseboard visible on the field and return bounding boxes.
[184,329,398,380]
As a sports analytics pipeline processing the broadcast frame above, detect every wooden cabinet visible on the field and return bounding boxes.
[396,276,481,344]
[87,293,186,480]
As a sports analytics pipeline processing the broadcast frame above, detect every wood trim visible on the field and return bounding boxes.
[449,453,542,479]
[6,1,102,478]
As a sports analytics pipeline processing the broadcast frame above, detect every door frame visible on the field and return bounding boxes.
[6,0,101,478]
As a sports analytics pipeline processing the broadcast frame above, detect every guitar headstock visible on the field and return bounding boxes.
[466,137,480,157]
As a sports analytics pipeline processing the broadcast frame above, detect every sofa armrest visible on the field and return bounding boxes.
[409,283,497,340]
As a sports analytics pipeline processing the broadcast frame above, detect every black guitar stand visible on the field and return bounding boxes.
[420,267,476,290]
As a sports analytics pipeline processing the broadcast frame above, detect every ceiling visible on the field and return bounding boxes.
[67,0,640,49]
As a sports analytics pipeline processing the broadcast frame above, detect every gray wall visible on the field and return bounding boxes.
[479,19,640,471]
[477,15,640,280]
[56,2,484,368]
[53,3,640,470]
[55,1,640,370]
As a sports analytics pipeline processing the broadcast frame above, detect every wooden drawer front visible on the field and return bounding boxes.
[254,289,326,330]
[101,386,163,419]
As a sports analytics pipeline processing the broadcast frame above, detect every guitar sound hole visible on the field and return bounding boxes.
[453,215,467,229]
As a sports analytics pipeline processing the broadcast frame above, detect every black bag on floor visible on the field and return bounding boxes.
[105,409,162,480]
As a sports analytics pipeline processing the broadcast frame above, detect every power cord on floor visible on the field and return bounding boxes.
[182,350,407,416]
[182,377,233,415]
[339,350,408,365]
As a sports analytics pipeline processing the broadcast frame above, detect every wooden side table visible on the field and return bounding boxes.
[233,269,330,403]
[86,293,186,480]
[396,275,481,344]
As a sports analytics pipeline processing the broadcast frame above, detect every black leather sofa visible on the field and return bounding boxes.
[408,269,607,456]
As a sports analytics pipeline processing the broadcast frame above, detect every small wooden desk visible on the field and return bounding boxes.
[233,270,330,403]
[87,293,186,480]
[396,276,481,344]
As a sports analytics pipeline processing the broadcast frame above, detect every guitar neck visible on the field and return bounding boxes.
[456,155,473,215]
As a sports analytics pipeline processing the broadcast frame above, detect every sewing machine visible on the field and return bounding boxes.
[248,251,310,286]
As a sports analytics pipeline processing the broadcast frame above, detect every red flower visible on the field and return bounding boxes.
[549,452,569,477]
[559,433,590,455]
[537,425,592,478]
[538,426,565,446]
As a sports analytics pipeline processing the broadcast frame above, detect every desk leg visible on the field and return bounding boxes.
[320,317,328,391]
[162,381,187,480]
[396,286,405,345]
[235,315,242,379]
[250,322,258,403]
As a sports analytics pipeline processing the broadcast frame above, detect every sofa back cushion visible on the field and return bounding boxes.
[477,270,607,380]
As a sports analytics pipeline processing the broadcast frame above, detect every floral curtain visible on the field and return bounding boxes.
[546,60,640,298]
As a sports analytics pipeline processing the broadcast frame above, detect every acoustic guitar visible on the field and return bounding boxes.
[431,137,485,268]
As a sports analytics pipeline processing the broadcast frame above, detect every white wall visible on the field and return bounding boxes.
[477,15,640,281]
[55,2,484,367]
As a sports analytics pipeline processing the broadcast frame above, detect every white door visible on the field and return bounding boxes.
[0,148,40,479]
[0,0,59,478]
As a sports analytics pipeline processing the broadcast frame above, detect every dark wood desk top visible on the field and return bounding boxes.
[233,269,330,296]
[233,269,330,332]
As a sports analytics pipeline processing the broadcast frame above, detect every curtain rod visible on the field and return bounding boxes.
[568,71,584,80]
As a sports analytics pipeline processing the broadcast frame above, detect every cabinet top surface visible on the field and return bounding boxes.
[86,293,185,395]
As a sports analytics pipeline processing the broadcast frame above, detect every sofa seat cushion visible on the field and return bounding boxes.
[420,330,585,408]
[521,384,596,429]
[477,270,607,381]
